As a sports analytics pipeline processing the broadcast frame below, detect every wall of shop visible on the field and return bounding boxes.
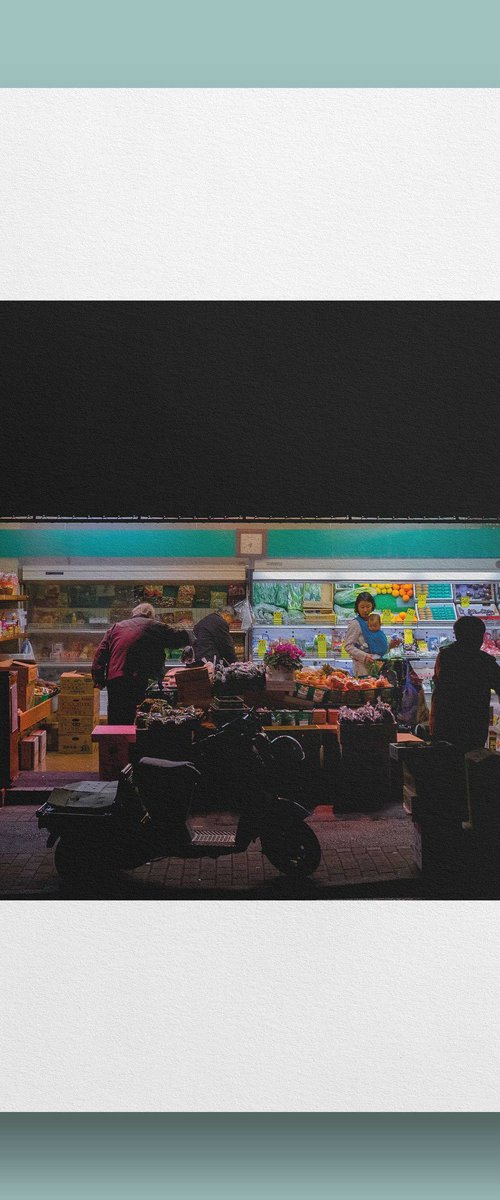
[0,522,499,563]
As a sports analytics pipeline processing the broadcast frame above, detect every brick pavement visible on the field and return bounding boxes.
[0,802,421,899]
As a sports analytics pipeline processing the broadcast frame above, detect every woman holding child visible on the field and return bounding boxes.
[343,591,401,677]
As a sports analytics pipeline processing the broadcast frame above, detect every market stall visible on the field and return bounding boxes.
[1,521,499,785]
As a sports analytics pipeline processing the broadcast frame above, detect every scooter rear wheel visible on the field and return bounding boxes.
[54,838,93,880]
[261,821,321,878]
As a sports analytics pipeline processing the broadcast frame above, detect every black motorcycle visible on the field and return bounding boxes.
[37,712,322,882]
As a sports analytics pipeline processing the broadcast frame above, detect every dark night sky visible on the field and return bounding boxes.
[1,302,498,519]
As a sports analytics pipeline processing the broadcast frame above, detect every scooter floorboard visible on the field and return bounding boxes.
[190,829,237,846]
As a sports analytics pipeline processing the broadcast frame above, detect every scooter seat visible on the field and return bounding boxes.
[138,756,201,779]
[136,757,201,822]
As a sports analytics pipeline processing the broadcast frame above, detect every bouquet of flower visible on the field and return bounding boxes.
[263,640,306,671]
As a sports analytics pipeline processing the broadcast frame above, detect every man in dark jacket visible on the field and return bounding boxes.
[192,606,237,666]
[92,602,194,724]
[430,616,500,753]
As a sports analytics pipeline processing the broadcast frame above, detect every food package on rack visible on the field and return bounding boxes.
[455,582,495,605]
[162,585,178,607]
[174,611,194,626]
[210,589,227,610]
[193,584,211,607]
[160,611,176,625]
[176,584,196,607]
[227,583,246,605]
[456,601,499,620]
[0,572,20,596]
[143,585,164,606]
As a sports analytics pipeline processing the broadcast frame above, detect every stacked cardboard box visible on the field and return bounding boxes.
[12,662,38,711]
[18,726,48,771]
[58,673,99,754]
[19,735,39,770]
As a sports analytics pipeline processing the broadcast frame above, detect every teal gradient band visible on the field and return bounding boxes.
[1,1114,500,1199]
[0,524,498,560]
[1,1,500,85]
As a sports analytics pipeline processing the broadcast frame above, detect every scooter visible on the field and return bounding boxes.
[36,711,322,882]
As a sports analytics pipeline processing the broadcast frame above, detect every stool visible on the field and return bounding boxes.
[91,724,137,780]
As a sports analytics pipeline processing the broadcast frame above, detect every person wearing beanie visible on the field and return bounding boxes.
[430,615,500,753]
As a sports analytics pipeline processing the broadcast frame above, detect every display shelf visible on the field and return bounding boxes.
[0,631,22,643]
[29,625,106,633]
[37,659,93,667]
[253,622,430,630]
[0,595,28,603]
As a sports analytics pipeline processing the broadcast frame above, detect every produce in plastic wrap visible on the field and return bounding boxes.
[334,604,355,620]
[275,582,289,609]
[303,584,321,602]
[252,582,277,607]
[334,587,358,608]
[286,583,304,612]
[253,604,289,623]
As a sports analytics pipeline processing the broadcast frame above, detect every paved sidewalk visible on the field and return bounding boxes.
[0,802,421,899]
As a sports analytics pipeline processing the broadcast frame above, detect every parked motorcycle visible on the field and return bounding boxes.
[37,712,322,882]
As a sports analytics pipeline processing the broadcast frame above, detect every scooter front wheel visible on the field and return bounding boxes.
[261,821,321,878]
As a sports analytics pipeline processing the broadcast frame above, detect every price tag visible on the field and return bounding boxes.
[273,610,282,624]
[340,642,349,659]
[317,634,327,658]
[404,630,413,645]
[257,639,266,658]
[461,596,470,608]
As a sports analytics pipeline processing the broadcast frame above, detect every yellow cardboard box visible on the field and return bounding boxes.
[58,690,100,719]
[58,714,98,736]
[58,732,94,754]
[59,672,95,695]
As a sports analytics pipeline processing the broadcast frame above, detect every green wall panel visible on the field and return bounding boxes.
[268,526,500,559]
[0,525,498,561]
[0,528,236,559]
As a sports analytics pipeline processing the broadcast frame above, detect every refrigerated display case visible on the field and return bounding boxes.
[24,577,250,701]
[250,573,500,708]
[0,572,28,660]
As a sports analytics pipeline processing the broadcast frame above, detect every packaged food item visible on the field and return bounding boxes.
[174,611,193,625]
[176,585,196,607]
[210,590,227,610]
[162,586,178,607]
[193,585,211,607]
[143,585,164,605]
[227,584,246,605]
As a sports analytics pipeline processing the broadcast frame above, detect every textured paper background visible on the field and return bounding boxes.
[1,88,499,299]
[2,901,500,1111]
[1,88,499,1112]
